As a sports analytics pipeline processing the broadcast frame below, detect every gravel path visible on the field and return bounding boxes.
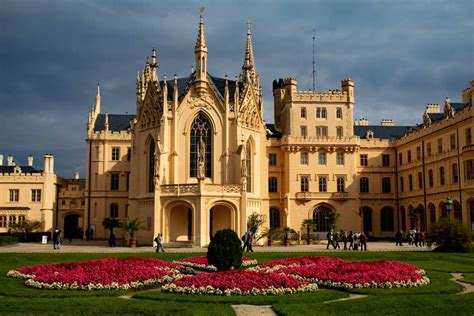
[232,305,276,316]
[451,273,474,295]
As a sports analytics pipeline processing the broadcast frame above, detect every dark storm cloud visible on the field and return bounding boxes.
[1,0,472,176]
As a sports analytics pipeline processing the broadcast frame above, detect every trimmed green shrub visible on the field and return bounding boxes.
[207,229,243,271]
[0,236,19,246]
[428,218,472,252]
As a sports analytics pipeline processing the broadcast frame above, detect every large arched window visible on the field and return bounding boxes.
[312,206,332,232]
[148,139,155,192]
[190,113,212,178]
[269,208,281,229]
[429,203,436,224]
[380,206,394,232]
[400,206,406,231]
[246,141,252,192]
[361,206,373,232]
[454,201,462,223]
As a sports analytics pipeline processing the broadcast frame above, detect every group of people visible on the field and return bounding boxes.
[326,229,368,251]
[395,229,426,247]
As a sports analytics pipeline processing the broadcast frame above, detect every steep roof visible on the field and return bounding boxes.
[93,114,135,132]
[354,125,413,140]
[0,165,42,174]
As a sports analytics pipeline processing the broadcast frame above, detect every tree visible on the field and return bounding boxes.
[121,218,144,240]
[301,219,317,244]
[246,212,266,242]
[428,218,472,252]
[10,219,41,233]
[102,218,123,238]
[207,229,243,271]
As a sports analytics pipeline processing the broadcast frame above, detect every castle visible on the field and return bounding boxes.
[1,13,473,245]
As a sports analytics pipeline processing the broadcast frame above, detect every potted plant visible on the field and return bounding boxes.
[102,217,123,246]
[301,219,317,245]
[281,227,296,246]
[121,218,144,248]
[261,227,276,246]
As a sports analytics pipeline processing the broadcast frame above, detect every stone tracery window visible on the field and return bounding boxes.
[148,140,155,192]
[190,113,212,178]
[246,141,252,192]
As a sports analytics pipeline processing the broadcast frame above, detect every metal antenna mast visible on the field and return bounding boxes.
[312,28,316,91]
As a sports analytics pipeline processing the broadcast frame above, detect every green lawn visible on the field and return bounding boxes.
[0,252,473,315]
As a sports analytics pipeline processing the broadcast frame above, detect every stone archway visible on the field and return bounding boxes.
[64,214,80,239]
[209,203,233,239]
[360,206,373,232]
[168,202,193,242]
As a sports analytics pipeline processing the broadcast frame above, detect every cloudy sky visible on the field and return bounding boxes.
[1,0,472,177]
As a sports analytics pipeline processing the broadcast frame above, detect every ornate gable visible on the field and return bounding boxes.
[138,82,163,130]
[180,83,224,113]
[238,85,262,129]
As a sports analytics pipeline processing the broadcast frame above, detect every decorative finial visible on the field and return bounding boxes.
[199,6,205,16]
[246,19,252,33]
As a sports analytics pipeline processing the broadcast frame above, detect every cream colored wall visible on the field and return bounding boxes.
[57,179,85,234]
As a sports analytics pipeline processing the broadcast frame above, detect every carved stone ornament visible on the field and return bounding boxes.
[186,90,213,110]
[423,111,432,127]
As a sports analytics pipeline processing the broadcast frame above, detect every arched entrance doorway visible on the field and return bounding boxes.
[64,214,80,240]
[360,206,373,232]
[312,205,334,232]
[168,204,193,242]
[209,204,232,239]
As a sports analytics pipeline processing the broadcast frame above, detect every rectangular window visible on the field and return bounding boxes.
[318,152,327,165]
[300,126,307,138]
[465,159,474,180]
[336,127,343,138]
[300,175,309,192]
[407,150,412,163]
[416,146,421,160]
[318,176,327,192]
[0,215,6,228]
[360,177,369,193]
[452,163,458,183]
[408,174,413,191]
[110,204,119,218]
[428,169,434,187]
[382,154,390,167]
[337,176,345,192]
[316,126,328,138]
[126,173,130,191]
[316,107,327,118]
[466,128,472,145]
[300,152,309,165]
[437,138,443,154]
[111,173,120,191]
[360,154,368,166]
[398,153,403,165]
[382,177,391,193]
[418,172,423,189]
[268,153,277,166]
[9,189,19,202]
[427,142,432,156]
[400,176,404,193]
[9,215,16,227]
[268,177,278,193]
[18,215,25,225]
[300,107,307,118]
[450,134,456,150]
[31,189,41,202]
[127,147,131,160]
[111,147,120,161]
[336,152,344,165]
[336,108,342,119]
[440,167,445,185]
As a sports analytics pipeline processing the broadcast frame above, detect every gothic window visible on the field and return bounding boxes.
[148,140,155,192]
[381,207,394,232]
[246,141,252,192]
[190,113,212,178]
[313,206,331,232]
[269,208,281,229]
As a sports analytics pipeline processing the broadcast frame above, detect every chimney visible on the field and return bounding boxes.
[380,119,394,126]
[7,154,14,166]
[43,154,54,173]
[426,104,440,113]
[27,155,33,166]
[358,118,369,126]
[74,171,80,180]
[0,154,3,166]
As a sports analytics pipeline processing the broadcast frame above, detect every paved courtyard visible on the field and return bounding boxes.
[0,239,431,253]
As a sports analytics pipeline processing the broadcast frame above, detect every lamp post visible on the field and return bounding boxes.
[445,196,453,224]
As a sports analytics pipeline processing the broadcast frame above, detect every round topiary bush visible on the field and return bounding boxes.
[207,229,243,271]
[428,218,472,252]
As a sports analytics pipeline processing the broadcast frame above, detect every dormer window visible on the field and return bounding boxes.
[365,129,374,140]
[13,166,21,174]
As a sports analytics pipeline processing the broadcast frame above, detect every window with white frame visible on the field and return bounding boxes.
[318,176,327,192]
[111,147,120,161]
[316,107,327,119]
[336,176,345,192]
[336,107,342,119]
[318,152,327,165]
[18,215,25,225]
[9,189,19,202]
[300,152,309,165]
[300,126,308,138]
[336,126,343,138]
[31,189,41,202]
[300,175,309,192]
[316,126,328,138]
[9,215,16,227]
[0,216,6,228]
[336,152,344,165]
[360,154,368,166]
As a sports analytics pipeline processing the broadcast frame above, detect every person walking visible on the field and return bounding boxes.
[360,232,368,251]
[395,230,403,246]
[53,229,62,250]
[326,230,336,249]
[242,231,249,252]
[247,232,254,252]
[155,233,165,252]
[108,232,116,247]
[348,231,354,250]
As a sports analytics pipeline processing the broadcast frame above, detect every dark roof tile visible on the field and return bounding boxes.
[93,114,135,132]
[354,125,413,140]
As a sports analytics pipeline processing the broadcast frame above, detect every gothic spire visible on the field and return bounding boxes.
[195,8,207,51]
[94,82,101,113]
[194,7,208,94]
[241,20,258,87]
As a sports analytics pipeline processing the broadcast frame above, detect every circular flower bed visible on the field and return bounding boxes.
[253,256,430,289]
[162,270,318,295]
[175,256,258,271]
[7,258,183,290]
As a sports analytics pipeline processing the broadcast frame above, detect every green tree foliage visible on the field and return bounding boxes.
[102,218,123,238]
[428,218,472,252]
[121,218,144,239]
[207,229,243,271]
[10,220,41,233]
[246,212,266,242]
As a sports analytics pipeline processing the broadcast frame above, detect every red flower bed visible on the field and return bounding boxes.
[162,270,318,295]
[176,256,257,271]
[7,258,183,290]
[254,256,429,289]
